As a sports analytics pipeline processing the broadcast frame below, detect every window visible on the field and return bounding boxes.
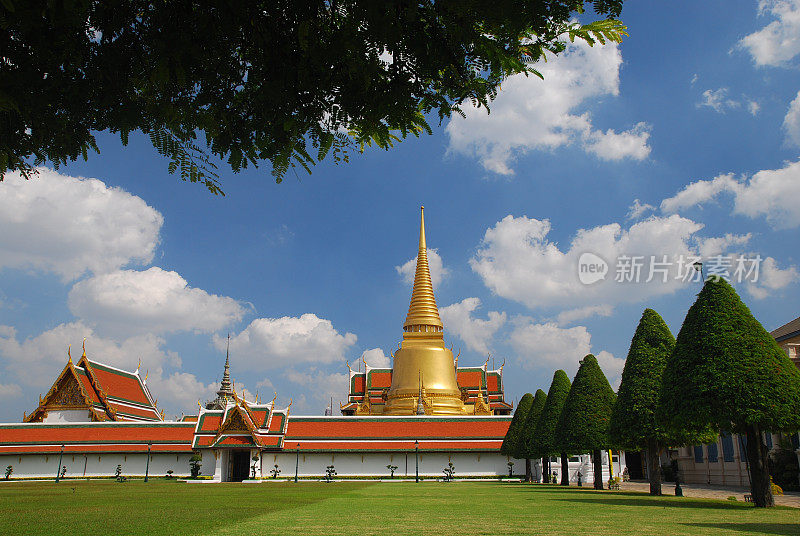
[706,442,718,463]
[721,433,734,462]
[569,457,580,462]
[792,433,799,451]
[739,435,748,458]
[693,445,704,463]
[765,432,773,449]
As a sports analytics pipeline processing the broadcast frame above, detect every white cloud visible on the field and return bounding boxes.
[361,348,390,368]
[695,233,752,258]
[68,267,245,338]
[396,248,450,288]
[445,40,651,175]
[471,214,710,311]
[509,318,624,386]
[739,0,800,67]
[219,314,357,370]
[0,168,162,280]
[583,122,651,161]
[748,100,762,116]
[784,91,800,147]
[661,161,800,229]
[0,321,214,417]
[749,256,799,299]
[627,199,655,220]
[284,369,349,413]
[698,88,741,113]
[556,304,614,325]
[0,383,22,399]
[440,298,506,355]
[660,173,739,213]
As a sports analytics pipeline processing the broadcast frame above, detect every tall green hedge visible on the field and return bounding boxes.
[501,392,533,458]
[518,389,548,459]
[659,278,800,435]
[528,370,571,459]
[610,308,675,449]
[557,354,616,453]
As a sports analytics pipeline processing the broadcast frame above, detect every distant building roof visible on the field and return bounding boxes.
[771,316,800,342]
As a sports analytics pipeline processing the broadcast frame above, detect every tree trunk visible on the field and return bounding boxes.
[561,452,569,486]
[647,439,662,496]
[745,424,774,507]
[543,457,549,483]
[592,449,604,490]
[525,458,532,482]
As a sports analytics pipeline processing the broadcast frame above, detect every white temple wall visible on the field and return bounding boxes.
[43,410,92,423]
[263,451,512,478]
[0,451,209,479]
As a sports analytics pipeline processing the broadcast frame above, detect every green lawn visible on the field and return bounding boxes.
[0,480,798,536]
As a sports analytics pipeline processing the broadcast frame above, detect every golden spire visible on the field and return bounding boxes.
[81,337,86,358]
[403,206,443,333]
[67,345,72,365]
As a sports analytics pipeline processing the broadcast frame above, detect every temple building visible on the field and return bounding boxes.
[340,207,512,417]
[0,208,529,481]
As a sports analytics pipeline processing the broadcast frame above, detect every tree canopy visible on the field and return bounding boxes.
[610,308,675,450]
[659,278,800,437]
[1,1,625,193]
[500,392,533,458]
[518,388,547,460]
[557,354,616,454]
[528,370,571,459]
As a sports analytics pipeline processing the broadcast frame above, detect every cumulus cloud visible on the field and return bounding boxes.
[219,314,357,370]
[396,248,450,288]
[695,233,752,258]
[361,347,391,368]
[284,369,349,413]
[660,161,800,229]
[0,168,162,280]
[509,318,624,386]
[748,100,762,116]
[784,91,800,147]
[698,88,741,113]
[739,0,800,67]
[0,383,22,399]
[68,267,246,338]
[0,321,214,416]
[556,304,614,325]
[749,257,799,299]
[445,40,651,175]
[627,199,655,220]
[440,298,506,355]
[470,214,710,311]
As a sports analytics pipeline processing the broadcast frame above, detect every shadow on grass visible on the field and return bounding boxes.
[682,523,800,535]
[551,495,752,510]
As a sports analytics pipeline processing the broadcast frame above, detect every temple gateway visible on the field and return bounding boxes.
[0,208,621,482]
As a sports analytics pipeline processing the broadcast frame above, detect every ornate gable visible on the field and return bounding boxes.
[25,356,104,422]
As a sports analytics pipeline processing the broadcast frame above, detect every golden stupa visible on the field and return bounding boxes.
[383,207,467,415]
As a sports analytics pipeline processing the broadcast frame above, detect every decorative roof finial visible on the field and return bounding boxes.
[403,206,443,334]
[67,345,72,364]
[81,337,86,358]
[218,333,233,398]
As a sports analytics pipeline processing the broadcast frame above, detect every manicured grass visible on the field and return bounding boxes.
[0,480,798,535]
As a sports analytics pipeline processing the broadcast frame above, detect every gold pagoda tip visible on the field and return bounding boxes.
[403,206,442,331]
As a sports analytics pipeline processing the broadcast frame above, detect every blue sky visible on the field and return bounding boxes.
[2,1,800,420]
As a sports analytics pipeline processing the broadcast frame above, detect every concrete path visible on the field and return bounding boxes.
[621,480,800,508]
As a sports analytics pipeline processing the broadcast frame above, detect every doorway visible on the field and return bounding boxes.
[230,450,251,482]
[626,450,644,480]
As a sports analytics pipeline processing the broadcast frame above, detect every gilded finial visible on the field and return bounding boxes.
[272,391,277,405]
[81,337,86,358]
[22,411,26,421]
[144,369,148,382]
[160,409,165,420]
[402,206,443,334]
[197,400,202,409]
[137,357,141,371]
[67,344,72,364]
[287,398,293,412]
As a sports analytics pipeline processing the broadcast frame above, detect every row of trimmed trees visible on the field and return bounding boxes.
[501,354,616,490]
[503,278,800,507]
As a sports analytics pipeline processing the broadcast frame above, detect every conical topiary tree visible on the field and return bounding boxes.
[517,389,547,482]
[529,370,571,485]
[557,355,616,489]
[659,278,800,507]
[610,308,676,496]
[500,392,533,475]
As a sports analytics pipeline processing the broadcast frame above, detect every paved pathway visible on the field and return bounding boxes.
[621,480,800,508]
